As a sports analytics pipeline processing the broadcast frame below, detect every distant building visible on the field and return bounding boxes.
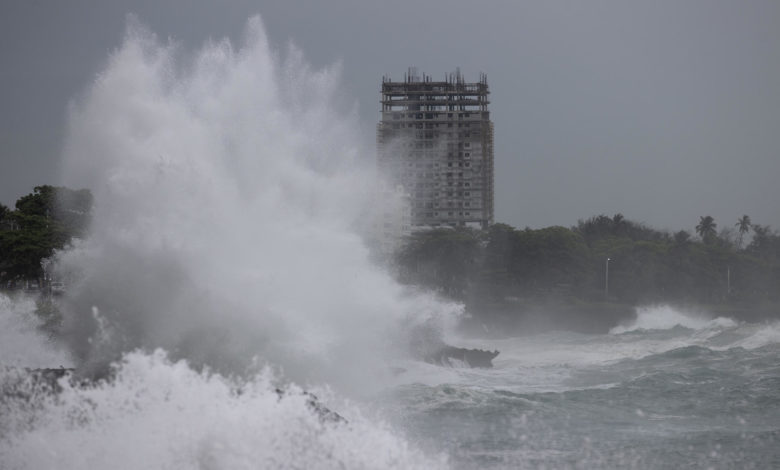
[377,68,494,229]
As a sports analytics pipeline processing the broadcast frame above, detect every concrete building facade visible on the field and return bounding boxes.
[377,69,494,229]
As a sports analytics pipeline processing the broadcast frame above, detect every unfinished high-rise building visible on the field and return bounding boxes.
[377,69,494,229]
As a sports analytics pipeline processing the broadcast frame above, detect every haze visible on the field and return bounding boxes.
[2,0,779,232]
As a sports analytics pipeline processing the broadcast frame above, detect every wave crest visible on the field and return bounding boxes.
[610,305,737,334]
[0,350,447,470]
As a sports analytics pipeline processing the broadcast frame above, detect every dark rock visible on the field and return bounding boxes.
[424,346,500,368]
[3,367,345,425]
[0,367,75,406]
[408,322,500,368]
[274,387,346,424]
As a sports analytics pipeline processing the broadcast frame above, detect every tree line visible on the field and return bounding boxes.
[394,214,780,322]
[2,184,777,324]
[0,185,92,282]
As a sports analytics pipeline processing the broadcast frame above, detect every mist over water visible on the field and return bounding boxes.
[0,295,71,368]
[3,15,780,470]
[0,15,461,469]
[0,344,447,469]
[53,16,458,388]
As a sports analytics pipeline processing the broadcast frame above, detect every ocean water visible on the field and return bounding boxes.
[0,315,445,469]
[2,15,779,469]
[3,298,779,469]
[384,306,780,469]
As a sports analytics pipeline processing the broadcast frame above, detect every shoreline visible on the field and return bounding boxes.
[458,297,780,338]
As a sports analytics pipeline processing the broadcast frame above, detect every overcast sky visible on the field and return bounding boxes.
[2,1,779,233]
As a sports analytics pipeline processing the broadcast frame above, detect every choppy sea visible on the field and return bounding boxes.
[2,298,778,469]
[4,14,777,469]
[385,305,780,469]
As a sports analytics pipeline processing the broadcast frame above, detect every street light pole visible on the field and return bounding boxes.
[605,257,611,300]
[727,266,731,295]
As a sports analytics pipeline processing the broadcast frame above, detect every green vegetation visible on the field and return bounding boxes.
[0,185,92,283]
[2,183,778,333]
[736,214,752,249]
[395,214,780,331]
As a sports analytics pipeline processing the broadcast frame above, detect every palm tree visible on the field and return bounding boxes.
[695,215,717,242]
[612,213,626,236]
[735,215,751,249]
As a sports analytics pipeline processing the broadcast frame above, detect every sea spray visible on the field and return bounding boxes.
[609,304,737,334]
[52,16,460,391]
[0,350,448,470]
[0,293,72,369]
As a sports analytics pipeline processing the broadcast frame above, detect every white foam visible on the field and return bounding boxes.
[51,15,459,394]
[1,15,457,467]
[609,305,736,334]
[430,307,751,394]
[0,350,447,469]
[731,321,780,350]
